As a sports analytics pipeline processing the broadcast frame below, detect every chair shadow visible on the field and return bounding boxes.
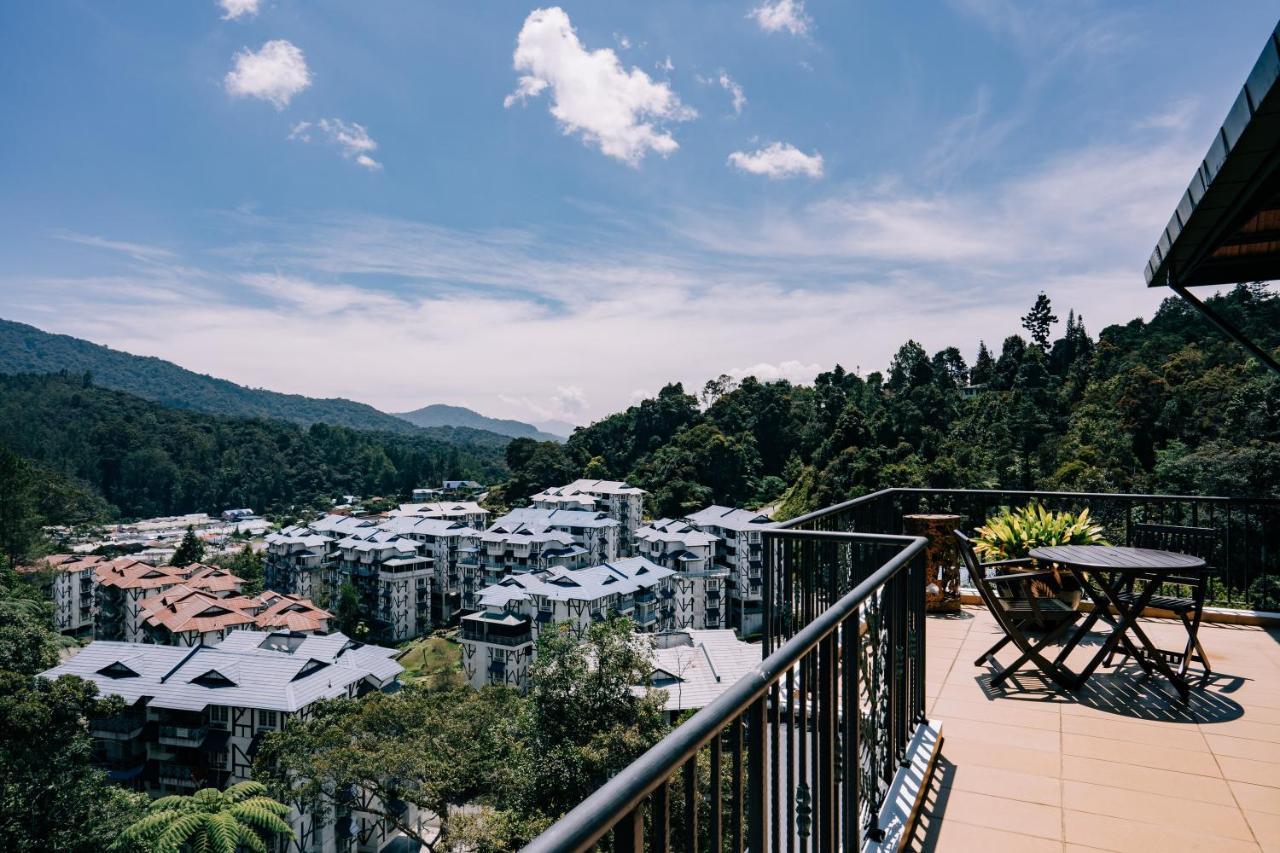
[969,663,1248,723]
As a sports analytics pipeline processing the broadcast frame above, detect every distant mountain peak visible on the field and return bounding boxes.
[393,403,565,442]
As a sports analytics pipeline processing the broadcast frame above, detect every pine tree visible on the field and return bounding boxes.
[169,526,205,567]
[971,341,996,386]
[1021,292,1059,351]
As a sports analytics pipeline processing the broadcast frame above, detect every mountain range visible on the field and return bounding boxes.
[0,318,563,443]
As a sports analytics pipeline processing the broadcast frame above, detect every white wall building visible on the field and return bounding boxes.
[40,631,412,853]
[379,516,482,624]
[17,554,103,634]
[683,505,775,637]
[388,501,489,529]
[635,519,728,630]
[333,529,434,643]
[491,507,621,565]
[459,557,679,691]
[642,629,763,719]
[530,479,647,555]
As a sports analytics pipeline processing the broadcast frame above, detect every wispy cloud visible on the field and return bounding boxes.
[749,0,812,37]
[504,7,695,165]
[290,118,383,171]
[217,0,260,21]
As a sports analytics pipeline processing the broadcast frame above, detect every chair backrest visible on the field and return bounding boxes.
[1129,522,1218,585]
[955,530,1002,610]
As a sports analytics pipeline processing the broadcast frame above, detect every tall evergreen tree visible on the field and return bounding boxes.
[169,525,205,567]
[1021,292,1059,351]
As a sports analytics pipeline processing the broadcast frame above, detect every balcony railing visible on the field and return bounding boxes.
[795,488,1280,610]
[158,724,209,746]
[525,522,927,852]
[90,715,146,740]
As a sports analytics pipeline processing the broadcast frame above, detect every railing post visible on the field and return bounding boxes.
[747,694,768,853]
[613,804,644,853]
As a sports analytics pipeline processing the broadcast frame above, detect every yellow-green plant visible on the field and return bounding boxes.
[974,502,1107,562]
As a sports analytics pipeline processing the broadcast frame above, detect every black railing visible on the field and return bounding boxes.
[523,526,926,852]
[789,488,1280,610]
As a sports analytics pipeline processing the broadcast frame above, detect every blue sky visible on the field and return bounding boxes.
[0,1,1275,427]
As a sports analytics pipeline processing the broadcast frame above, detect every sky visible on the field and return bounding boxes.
[0,1,1276,429]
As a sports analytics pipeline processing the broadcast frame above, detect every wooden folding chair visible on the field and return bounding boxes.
[1105,522,1218,678]
[956,531,1083,690]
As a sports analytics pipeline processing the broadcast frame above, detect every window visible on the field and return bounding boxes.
[257,710,278,731]
[209,705,229,729]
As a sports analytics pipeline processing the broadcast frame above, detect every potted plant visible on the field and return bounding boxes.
[973,502,1107,609]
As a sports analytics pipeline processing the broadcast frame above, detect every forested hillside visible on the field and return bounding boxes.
[495,286,1280,518]
[0,318,505,444]
[0,374,508,523]
[394,402,563,441]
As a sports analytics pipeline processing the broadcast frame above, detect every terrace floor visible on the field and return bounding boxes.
[912,607,1280,853]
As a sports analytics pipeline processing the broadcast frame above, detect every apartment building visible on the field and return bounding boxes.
[379,516,481,624]
[491,506,621,564]
[683,505,775,636]
[459,556,678,691]
[263,526,334,601]
[635,519,728,629]
[461,521,589,611]
[388,500,489,529]
[333,529,433,643]
[530,479,647,555]
[40,631,412,853]
[17,553,107,635]
[95,559,202,642]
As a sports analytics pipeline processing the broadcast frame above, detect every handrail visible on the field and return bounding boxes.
[522,530,926,853]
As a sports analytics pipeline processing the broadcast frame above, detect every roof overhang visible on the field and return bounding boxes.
[1146,21,1280,289]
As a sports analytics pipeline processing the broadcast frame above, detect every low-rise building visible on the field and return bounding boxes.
[95,559,197,642]
[635,519,728,629]
[17,553,104,635]
[641,629,762,719]
[138,585,332,646]
[459,557,678,691]
[531,479,647,555]
[40,631,412,853]
[683,505,775,637]
[462,521,588,610]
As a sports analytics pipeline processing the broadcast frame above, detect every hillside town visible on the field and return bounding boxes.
[16,477,767,852]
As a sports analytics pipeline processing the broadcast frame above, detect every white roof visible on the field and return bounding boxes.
[379,516,479,538]
[309,514,376,536]
[473,556,673,607]
[637,519,718,546]
[642,630,762,712]
[389,501,488,519]
[532,478,647,499]
[40,631,401,713]
[684,505,774,533]
[493,507,620,530]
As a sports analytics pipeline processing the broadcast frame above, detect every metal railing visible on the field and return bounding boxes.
[789,488,1280,610]
[524,525,927,852]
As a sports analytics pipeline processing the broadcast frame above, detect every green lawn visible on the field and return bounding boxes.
[396,634,463,685]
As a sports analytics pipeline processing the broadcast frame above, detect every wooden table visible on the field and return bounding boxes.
[1028,544,1206,699]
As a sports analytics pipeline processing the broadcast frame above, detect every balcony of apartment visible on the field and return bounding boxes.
[524,487,1280,853]
[460,614,533,647]
[635,589,658,605]
[90,714,146,741]
[158,723,210,747]
[155,763,199,789]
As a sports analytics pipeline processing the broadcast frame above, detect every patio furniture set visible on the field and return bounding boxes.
[957,523,1218,699]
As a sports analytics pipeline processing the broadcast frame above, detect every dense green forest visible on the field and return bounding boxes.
[0,374,508,524]
[496,286,1280,518]
[0,318,511,444]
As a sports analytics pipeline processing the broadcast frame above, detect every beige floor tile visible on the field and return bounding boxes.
[1230,781,1280,816]
[1244,810,1280,853]
[1061,779,1254,841]
[1064,809,1261,853]
[1220,755,1280,788]
[939,737,1061,777]
[1062,733,1221,776]
[1061,755,1234,805]
[931,696,1061,731]
[944,717,1061,752]
[1062,714,1208,751]
[935,789,1063,840]
[938,761,1062,806]
[917,819,1064,853]
[1206,733,1280,763]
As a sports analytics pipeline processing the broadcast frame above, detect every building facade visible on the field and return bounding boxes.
[17,554,106,635]
[459,557,678,691]
[635,519,728,629]
[530,479,647,555]
[40,631,411,853]
[683,505,774,637]
[333,530,434,643]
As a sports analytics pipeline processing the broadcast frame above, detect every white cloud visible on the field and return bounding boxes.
[218,0,260,21]
[726,360,821,384]
[224,40,311,109]
[749,0,812,36]
[613,32,631,50]
[504,7,696,165]
[728,142,824,179]
[719,72,746,115]
[289,118,382,170]
[657,56,674,73]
